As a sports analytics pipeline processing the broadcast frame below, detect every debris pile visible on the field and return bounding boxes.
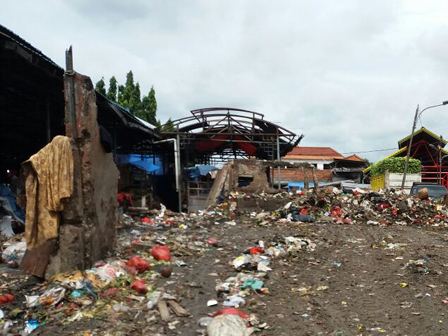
[233,188,448,227]
[1,185,448,335]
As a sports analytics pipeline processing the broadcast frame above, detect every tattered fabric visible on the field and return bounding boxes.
[22,135,74,249]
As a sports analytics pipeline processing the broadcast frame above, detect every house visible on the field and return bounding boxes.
[283,147,344,169]
[363,127,448,186]
[276,147,367,188]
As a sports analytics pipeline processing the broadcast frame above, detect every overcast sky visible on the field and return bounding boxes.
[3,0,448,161]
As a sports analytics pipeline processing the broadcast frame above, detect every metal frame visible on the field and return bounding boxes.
[163,107,303,163]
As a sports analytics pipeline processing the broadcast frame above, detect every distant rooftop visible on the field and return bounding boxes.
[284,146,344,161]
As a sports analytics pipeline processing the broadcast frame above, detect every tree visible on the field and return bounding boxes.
[107,76,118,102]
[147,86,157,125]
[117,85,125,106]
[362,157,373,167]
[131,82,142,112]
[138,86,157,125]
[100,72,159,125]
[118,71,136,110]
[159,118,175,132]
[95,77,106,96]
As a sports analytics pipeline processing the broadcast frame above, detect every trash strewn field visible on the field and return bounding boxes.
[3,188,448,335]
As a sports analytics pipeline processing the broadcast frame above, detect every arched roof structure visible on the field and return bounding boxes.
[163,107,303,163]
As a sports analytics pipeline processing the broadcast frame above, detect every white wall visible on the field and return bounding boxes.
[283,158,334,170]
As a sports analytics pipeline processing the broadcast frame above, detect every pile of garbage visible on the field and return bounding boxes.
[1,185,447,335]
[229,187,448,227]
[0,241,191,334]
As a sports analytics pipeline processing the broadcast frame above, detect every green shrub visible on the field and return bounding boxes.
[370,157,421,177]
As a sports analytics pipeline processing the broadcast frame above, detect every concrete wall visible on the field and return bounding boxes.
[46,72,119,278]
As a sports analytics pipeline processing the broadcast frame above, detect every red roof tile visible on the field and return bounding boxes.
[284,147,343,160]
[342,154,364,162]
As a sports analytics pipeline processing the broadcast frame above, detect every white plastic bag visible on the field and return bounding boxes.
[207,314,249,336]
[2,241,26,264]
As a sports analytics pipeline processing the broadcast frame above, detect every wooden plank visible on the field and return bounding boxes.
[205,165,229,208]
[157,300,170,322]
[167,300,189,317]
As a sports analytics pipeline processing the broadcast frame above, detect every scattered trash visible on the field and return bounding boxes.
[207,237,219,247]
[2,241,26,265]
[151,245,172,261]
[24,319,39,334]
[160,266,173,278]
[131,279,147,295]
[2,185,448,335]
[207,299,219,307]
[126,256,150,273]
[207,314,249,336]
[0,294,14,305]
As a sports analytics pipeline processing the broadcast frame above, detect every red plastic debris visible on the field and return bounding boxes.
[378,203,390,210]
[151,245,172,261]
[126,256,150,273]
[0,294,14,305]
[213,308,248,319]
[131,279,148,295]
[141,217,152,224]
[249,247,263,255]
[330,206,343,218]
[300,208,308,215]
[207,238,219,247]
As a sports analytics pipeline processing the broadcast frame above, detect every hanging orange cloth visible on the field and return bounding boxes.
[22,135,74,249]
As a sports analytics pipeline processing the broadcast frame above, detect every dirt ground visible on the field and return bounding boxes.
[5,217,448,336]
[169,220,448,336]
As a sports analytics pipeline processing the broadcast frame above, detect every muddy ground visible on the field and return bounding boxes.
[5,219,448,336]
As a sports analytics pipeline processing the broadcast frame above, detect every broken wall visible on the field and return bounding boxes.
[230,159,273,193]
[46,72,119,278]
[205,159,276,208]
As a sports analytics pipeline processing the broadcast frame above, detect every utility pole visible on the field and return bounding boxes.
[401,101,448,189]
[276,134,281,190]
[401,105,419,190]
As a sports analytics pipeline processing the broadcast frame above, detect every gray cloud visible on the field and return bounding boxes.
[2,0,448,161]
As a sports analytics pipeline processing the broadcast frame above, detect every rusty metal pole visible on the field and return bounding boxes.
[277,134,281,190]
[176,131,182,213]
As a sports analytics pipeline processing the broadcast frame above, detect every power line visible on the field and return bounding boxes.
[339,148,397,155]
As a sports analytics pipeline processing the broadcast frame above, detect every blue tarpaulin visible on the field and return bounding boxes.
[116,154,163,175]
[187,165,218,180]
[0,185,25,224]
